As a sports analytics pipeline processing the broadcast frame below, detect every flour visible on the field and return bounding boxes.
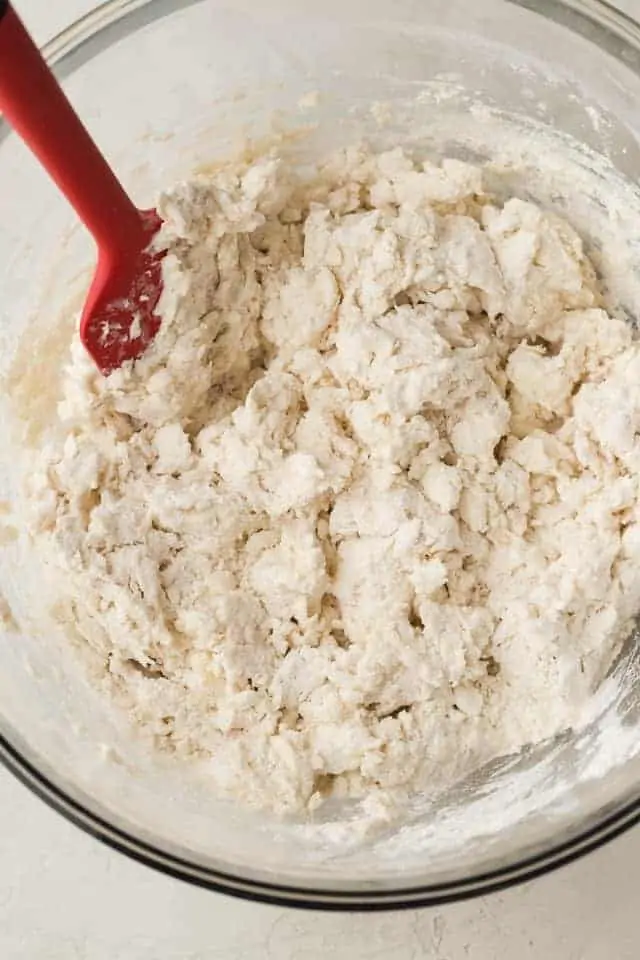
[32,146,640,816]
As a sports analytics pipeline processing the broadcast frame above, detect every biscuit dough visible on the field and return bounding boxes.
[33,147,640,813]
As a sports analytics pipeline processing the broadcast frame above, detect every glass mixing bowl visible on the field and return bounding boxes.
[2,0,640,911]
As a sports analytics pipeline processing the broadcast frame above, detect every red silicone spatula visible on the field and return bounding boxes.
[0,1,165,374]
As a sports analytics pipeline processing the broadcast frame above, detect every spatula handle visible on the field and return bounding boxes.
[0,2,146,261]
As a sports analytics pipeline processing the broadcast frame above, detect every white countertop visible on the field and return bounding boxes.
[4,763,640,959]
[3,2,640,957]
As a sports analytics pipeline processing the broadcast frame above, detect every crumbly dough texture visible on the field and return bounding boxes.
[34,147,640,814]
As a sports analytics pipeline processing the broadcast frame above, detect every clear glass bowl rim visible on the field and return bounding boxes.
[2,0,640,911]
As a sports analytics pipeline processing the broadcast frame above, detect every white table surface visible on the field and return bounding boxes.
[3,1,640,957]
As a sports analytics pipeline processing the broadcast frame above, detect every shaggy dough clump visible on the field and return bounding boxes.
[33,147,640,814]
